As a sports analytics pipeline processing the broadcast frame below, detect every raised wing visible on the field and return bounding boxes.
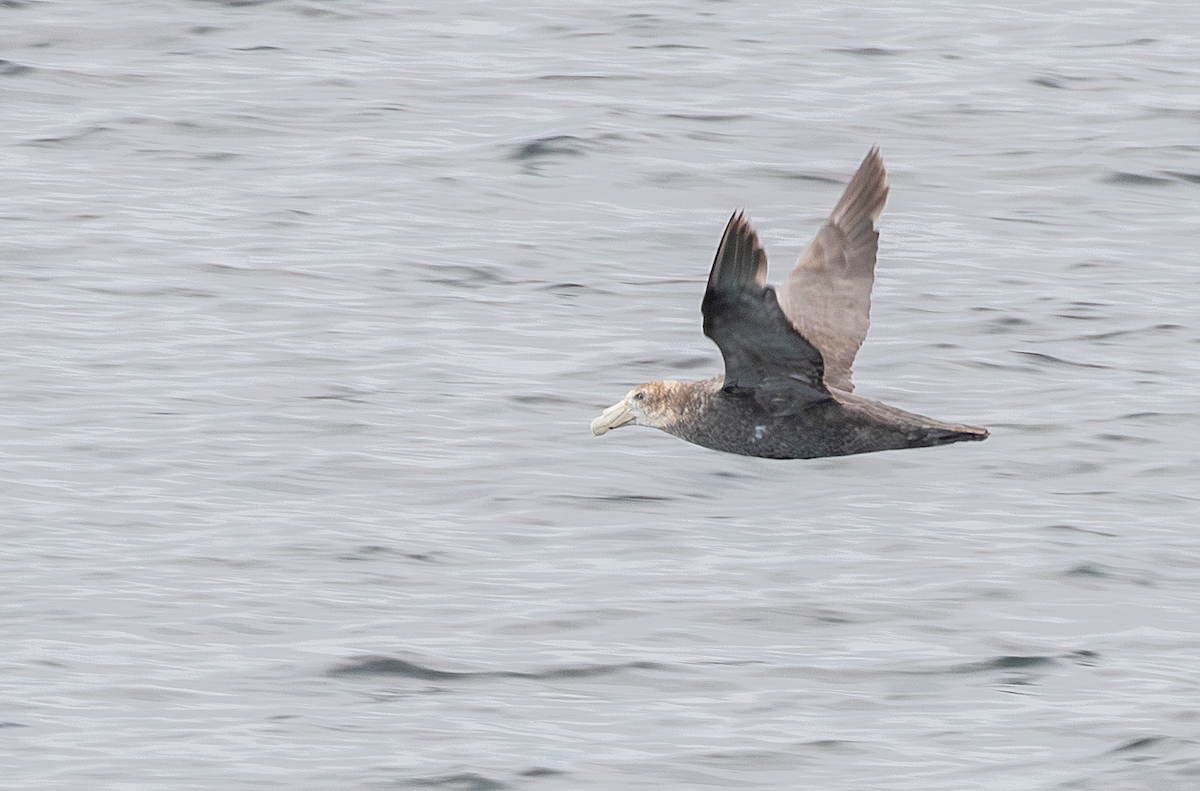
[701,212,830,413]
[777,148,888,393]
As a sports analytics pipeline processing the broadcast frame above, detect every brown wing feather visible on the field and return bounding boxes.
[777,148,889,393]
[702,212,830,413]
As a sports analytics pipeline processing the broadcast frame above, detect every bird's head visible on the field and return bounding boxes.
[590,381,686,436]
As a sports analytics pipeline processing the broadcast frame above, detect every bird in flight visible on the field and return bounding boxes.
[591,148,988,459]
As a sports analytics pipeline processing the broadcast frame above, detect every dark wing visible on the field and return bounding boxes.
[701,212,831,414]
[777,148,888,393]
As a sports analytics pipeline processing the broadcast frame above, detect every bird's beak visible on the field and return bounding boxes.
[591,398,635,436]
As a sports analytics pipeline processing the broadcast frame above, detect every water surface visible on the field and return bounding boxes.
[3,2,1200,789]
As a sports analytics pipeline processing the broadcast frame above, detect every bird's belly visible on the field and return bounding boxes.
[666,399,948,460]
[668,405,845,459]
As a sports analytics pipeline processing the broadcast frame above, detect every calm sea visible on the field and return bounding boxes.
[3,1,1199,789]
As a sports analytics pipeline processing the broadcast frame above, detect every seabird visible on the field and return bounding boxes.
[590,148,988,459]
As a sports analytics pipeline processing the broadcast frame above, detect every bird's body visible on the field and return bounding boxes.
[591,148,988,459]
[607,377,984,460]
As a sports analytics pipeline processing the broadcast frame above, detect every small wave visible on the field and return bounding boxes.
[0,59,33,77]
[1102,171,1175,186]
[506,135,589,161]
[328,655,666,681]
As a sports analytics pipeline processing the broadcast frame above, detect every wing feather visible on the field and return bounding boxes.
[777,148,889,393]
[701,212,830,413]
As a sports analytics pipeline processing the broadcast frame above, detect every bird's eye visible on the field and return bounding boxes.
[633,392,645,401]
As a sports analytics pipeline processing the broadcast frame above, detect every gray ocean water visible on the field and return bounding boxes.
[3,1,1200,789]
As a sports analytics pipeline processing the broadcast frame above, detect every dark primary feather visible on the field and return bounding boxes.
[777,147,889,393]
[701,212,830,413]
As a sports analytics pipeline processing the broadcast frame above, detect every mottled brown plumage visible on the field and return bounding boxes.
[591,148,988,459]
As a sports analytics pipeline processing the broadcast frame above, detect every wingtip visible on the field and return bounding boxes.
[860,146,887,186]
[862,146,884,169]
[707,209,768,295]
[829,147,889,231]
